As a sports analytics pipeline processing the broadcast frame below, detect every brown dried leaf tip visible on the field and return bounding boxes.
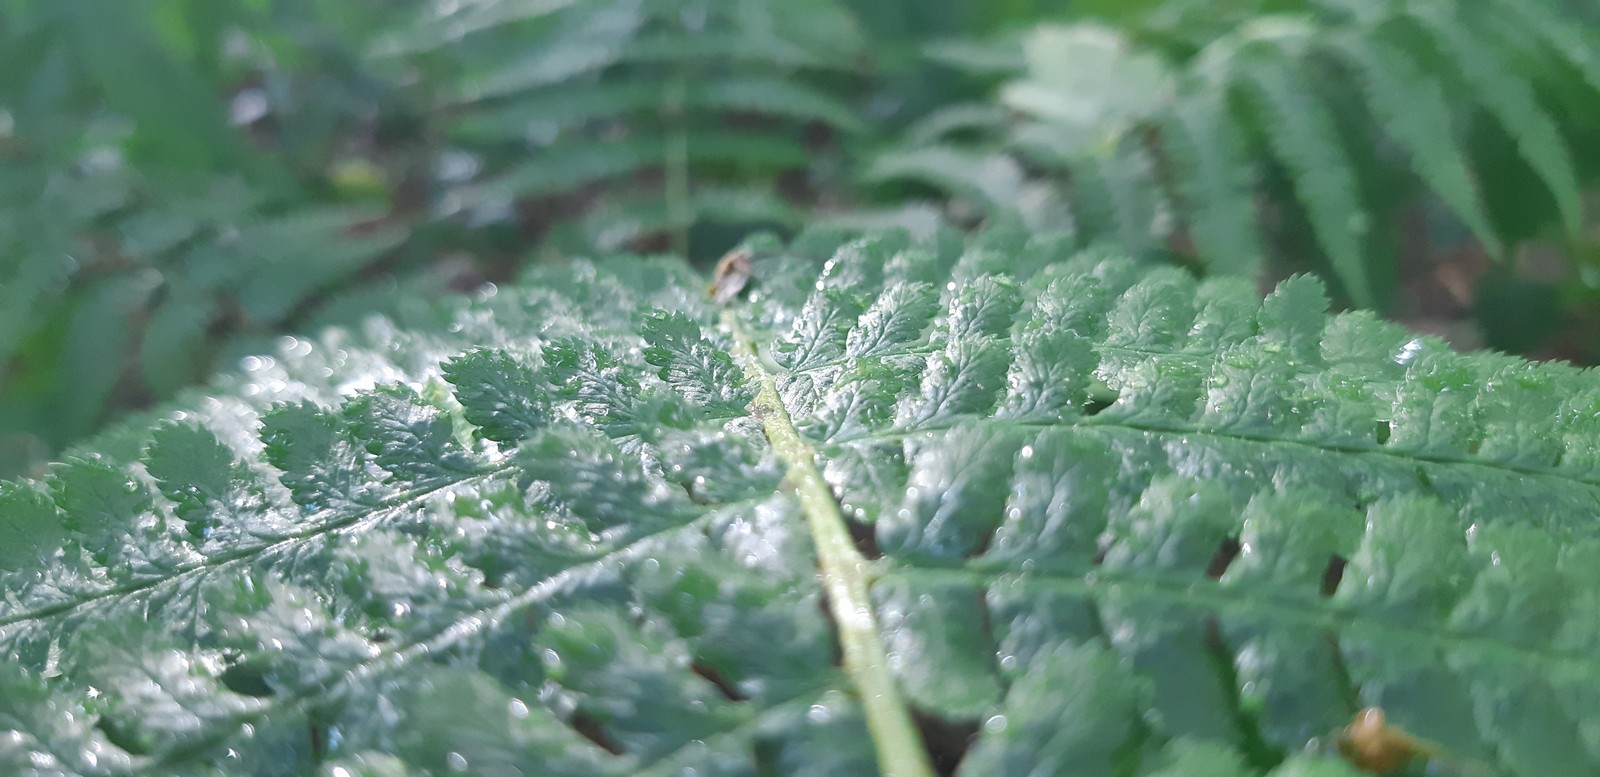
[1337,707,1431,774]
[708,249,754,305]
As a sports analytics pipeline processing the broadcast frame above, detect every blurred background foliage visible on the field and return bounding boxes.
[1,0,1599,478]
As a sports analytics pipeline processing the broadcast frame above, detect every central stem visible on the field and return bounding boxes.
[723,309,936,777]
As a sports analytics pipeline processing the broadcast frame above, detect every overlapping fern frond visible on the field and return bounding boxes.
[0,3,410,477]
[870,0,1600,308]
[377,0,872,256]
[0,0,880,476]
[0,168,405,461]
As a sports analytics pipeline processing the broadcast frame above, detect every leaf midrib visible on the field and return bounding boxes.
[0,464,517,633]
[826,414,1599,493]
[726,308,939,777]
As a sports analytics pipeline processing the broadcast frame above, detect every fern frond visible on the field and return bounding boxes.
[622,31,846,70]
[1157,91,1266,275]
[1069,141,1170,257]
[438,2,645,102]
[999,23,1174,138]
[462,139,665,203]
[394,0,868,256]
[140,284,220,398]
[1403,2,1584,241]
[694,76,866,134]
[1232,45,1377,306]
[370,0,582,58]
[901,103,1013,146]
[689,186,804,226]
[1493,0,1600,98]
[6,228,1599,776]
[863,145,1028,216]
[1323,30,1502,257]
[455,76,864,143]
[467,133,812,208]
[453,21,635,102]
[451,82,664,141]
[221,210,406,323]
[881,0,1600,305]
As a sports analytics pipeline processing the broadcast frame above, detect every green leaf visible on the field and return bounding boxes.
[441,348,553,444]
[0,482,65,570]
[261,400,392,511]
[46,0,244,172]
[1231,48,1378,307]
[140,291,218,398]
[1148,739,1253,777]
[1001,23,1174,151]
[863,145,1029,215]
[1494,0,1600,99]
[388,668,612,776]
[143,423,271,541]
[640,311,753,418]
[446,5,639,100]
[346,385,488,487]
[78,626,267,759]
[844,282,941,360]
[463,139,666,204]
[370,0,582,57]
[2,227,1598,777]
[696,76,866,134]
[48,456,152,563]
[56,276,151,442]
[1069,143,1168,256]
[1405,3,1584,241]
[542,337,644,436]
[1323,31,1503,258]
[1157,92,1266,276]
[956,643,1151,776]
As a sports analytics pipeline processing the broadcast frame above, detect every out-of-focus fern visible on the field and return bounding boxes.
[5,226,1600,775]
[869,0,1600,309]
[0,3,415,478]
[373,0,871,257]
[0,163,404,475]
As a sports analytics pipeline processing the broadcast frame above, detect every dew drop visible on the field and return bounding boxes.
[1393,338,1424,366]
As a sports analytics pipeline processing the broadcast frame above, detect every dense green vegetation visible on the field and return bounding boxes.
[8,226,1600,776]
[4,1,1600,774]
[5,0,1600,476]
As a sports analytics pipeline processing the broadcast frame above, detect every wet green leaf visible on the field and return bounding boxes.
[2,229,1598,776]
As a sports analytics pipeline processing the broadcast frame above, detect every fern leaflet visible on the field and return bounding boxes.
[1,227,1598,776]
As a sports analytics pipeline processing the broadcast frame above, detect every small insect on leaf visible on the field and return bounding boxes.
[708,248,754,305]
[1337,707,1434,774]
